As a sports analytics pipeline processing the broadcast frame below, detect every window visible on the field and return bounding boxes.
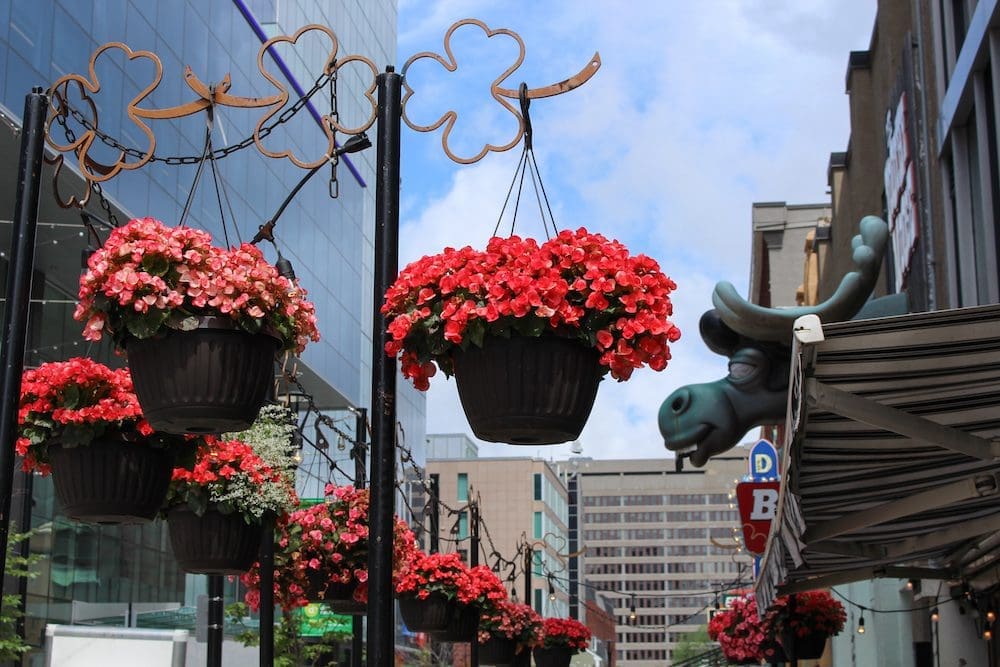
[457,510,468,539]
[533,550,543,576]
[533,511,542,538]
[534,588,543,612]
[533,473,542,501]
[457,473,468,502]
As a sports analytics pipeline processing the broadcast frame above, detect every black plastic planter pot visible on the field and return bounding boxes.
[453,336,602,445]
[305,572,366,615]
[478,635,517,665]
[167,506,263,575]
[48,438,173,524]
[532,646,575,667]
[777,628,828,660]
[127,316,280,435]
[431,602,479,642]
[398,593,453,633]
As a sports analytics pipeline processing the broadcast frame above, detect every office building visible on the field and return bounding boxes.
[0,1,423,662]
[575,454,751,666]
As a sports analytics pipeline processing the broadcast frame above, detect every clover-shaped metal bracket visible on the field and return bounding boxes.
[43,18,599,206]
[401,18,601,164]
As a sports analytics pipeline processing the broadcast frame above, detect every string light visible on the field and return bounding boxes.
[548,575,556,602]
[988,609,996,623]
[629,594,637,623]
[857,613,865,634]
[930,608,940,622]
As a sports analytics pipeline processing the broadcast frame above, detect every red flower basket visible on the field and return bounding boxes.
[75,217,320,435]
[382,229,680,444]
[16,358,183,523]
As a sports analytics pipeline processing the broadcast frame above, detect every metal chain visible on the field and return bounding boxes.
[61,68,335,165]
[328,66,339,199]
[53,110,121,226]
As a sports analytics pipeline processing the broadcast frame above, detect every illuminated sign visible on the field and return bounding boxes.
[297,603,353,637]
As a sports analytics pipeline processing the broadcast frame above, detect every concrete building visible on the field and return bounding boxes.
[0,1,424,663]
[738,3,1000,667]
[575,454,751,666]
[750,202,832,309]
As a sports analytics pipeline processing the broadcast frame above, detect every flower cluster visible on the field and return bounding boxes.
[478,600,543,649]
[382,228,680,389]
[767,590,846,638]
[15,357,173,474]
[538,616,591,651]
[165,435,298,523]
[242,484,416,612]
[394,551,505,607]
[75,217,320,353]
[707,595,772,663]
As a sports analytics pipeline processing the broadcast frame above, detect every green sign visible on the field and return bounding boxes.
[297,603,353,637]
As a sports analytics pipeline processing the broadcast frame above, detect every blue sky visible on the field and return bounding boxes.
[394,1,878,461]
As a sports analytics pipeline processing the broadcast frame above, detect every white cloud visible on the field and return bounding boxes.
[397,1,877,460]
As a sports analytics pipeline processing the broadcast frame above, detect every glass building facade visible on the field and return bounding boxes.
[0,0,424,661]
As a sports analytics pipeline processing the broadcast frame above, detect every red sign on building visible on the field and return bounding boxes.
[736,481,781,555]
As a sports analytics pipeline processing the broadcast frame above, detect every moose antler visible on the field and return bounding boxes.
[712,216,888,341]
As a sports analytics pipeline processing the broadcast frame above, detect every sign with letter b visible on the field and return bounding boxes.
[736,481,781,555]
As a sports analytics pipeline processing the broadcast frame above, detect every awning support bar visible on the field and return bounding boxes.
[804,474,995,543]
[806,379,1000,461]
[776,565,960,597]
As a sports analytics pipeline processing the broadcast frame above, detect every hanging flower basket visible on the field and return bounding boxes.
[399,592,453,633]
[532,646,575,667]
[75,217,320,435]
[49,438,174,524]
[766,590,844,661]
[243,484,416,613]
[453,335,601,444]
[478,598,543,662]
[478,634,517,665]
[127,316,280,434]
[534,617,590,667]
[382,228,680,444]
[16,358,184,524]
[167,505,263,574]
[395,551,506,637]
[164,429,298,574]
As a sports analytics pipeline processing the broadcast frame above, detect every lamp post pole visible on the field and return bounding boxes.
[0,88,47,588]
[353,407,368,667]
[367,67,402,667]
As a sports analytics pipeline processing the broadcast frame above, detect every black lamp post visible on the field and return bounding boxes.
[367,67,402,667]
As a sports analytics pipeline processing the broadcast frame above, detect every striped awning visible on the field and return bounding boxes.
[756,304,1000,608]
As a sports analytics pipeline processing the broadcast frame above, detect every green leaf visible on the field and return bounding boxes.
[125,309,170,339]
[61,385,81,410]
[141,253,170,277]
[466,320,485,349]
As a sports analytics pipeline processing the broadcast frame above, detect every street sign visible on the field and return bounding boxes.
[736,481,781,555]
[748,439,779,481]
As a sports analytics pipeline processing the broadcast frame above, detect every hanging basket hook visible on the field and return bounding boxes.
[518,82,532,150]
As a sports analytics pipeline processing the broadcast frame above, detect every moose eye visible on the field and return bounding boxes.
[728,361,757,381]
[728,348,767,384]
